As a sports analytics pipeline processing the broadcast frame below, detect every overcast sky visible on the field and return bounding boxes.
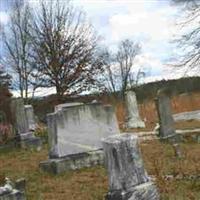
[0,0,195,96]
[0,0,183,77]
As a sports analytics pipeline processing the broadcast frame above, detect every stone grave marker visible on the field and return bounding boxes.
[48,103,120,158]
[10,99,29,135]
[10,98,42,149]
[40,102,120,174]
[24,105,36,131]
[155,90,177,139]
[125,91,145,128]
[102,133,159,200]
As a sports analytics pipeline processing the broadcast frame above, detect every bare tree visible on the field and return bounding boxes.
[100,39,142,98]
[99,49,118,94]
[173,0,200,72]
[116,39,141,97]
[31,0,103,99]
[128,67,146,88]
[2,1,33,100]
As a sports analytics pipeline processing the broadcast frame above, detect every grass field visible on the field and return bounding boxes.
[0,139,200,200]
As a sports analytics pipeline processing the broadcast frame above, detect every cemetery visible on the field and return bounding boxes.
[0,82,200,199]
[0,0,200,200]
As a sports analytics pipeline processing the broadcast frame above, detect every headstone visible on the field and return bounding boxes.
[125,91,145,128]
[48,103,120,158]
[24,105,36,131]
[102,133,159,200]
[155,90,176,139]
[40,103,120,174]
[10,99,29,135]
[10,98,42,149]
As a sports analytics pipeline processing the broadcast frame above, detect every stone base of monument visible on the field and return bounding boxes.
[0,190,26,200]
[16,132,42,151]
[105,181,159,200]
[39,150,104,174]
[126,119,145,129]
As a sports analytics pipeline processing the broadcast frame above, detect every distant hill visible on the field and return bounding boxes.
[30,76,200,123]
[134,76,200,102]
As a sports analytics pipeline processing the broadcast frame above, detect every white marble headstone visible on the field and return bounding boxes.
[48,103,120,158]
[125,91,145,128]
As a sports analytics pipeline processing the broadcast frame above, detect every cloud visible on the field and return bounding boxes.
[74,0,181,77]
[109,2,178,43]
[0,11,9,25]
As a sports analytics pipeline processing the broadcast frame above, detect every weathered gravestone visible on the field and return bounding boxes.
[102,134,159,200]
[10,99,29,135]
[24,105,36,131]
[40,102,120,174]
[10,98,42,149]
[0,178,26,200]
[155,90,178,141]
[125,91,145,128]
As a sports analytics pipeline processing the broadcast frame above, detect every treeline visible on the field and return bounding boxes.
[134,76,200,102]
[30,76,200,123]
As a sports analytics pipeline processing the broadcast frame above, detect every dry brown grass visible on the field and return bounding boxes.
[0,146,107,200]
[115,91,200,130]
[0,140,200,199]
[175,120,200,130]
[140,140,200,200]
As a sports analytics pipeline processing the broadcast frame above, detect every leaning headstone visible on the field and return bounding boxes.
[155,90,178,141]
[24,105,36,131]
[102,134,159,200]
[40,102,120,174]
[10,98,42,150]
[125,91,145,128]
